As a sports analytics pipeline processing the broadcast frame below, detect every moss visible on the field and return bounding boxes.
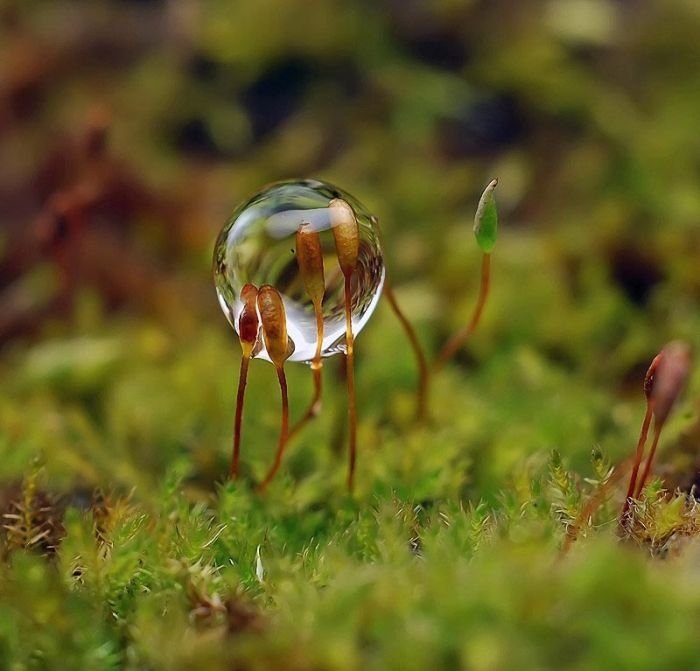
[2,0,700,668]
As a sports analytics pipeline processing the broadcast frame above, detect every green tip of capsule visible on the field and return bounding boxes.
[473,178,498,254]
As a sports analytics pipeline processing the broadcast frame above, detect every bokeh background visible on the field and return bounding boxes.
[2,0,700,500]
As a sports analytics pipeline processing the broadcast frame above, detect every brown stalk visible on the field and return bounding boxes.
[383,281,430,421]
[561,456,632,555]
[619,400,653,523]
[231,284,260,479]
[371,215,431,422]
[634,421,663,500]
[435,252,492,370]
[329,198,360,492]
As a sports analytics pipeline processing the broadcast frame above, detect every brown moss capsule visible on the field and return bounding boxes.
[257,285,292,492]
[290,224,326,438]
[329,198,360,279]
[650,341,691,426]
[621,341,692,525]
[296,224,325,310]
[257,285,291,369]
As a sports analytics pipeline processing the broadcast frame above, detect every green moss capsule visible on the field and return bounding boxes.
[473,178,498,254]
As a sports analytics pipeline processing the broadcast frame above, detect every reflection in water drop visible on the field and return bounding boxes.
[213,179,385,363]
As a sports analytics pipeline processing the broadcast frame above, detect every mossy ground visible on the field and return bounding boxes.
[2,1,700,669]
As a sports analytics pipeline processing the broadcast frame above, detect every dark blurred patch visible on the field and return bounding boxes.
[440,343,478,370]
[561,253,584,300]
[174,117,222,158]
[385,0,470,71]
[541,344,578,371]
[188,52,221,83]
[241,59,314,140]
[112,0,165,5]
[404,33,468,71]
[436,93,526,158]
[0,4,18,28]
[607,244,665,306]
[239,58,362,141]
[569,44,599,66]
[0,106,203,346]
[7,79,44,120]
[657,410,700,496]
[171,57,362,159]
[618,357,656,397]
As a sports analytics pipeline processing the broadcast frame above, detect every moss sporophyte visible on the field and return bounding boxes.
[213,178,500,491]
[620,341,692,529]
[561,341,693,553]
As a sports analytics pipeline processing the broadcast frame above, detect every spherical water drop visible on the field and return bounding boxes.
[213,179,385,364]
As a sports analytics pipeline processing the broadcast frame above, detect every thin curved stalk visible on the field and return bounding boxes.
[619,402,653,523]
[634,421,664,499]
[231,355,251,479]
[258,366,290,492]
[343,275,357,492]
[289,305,324,439]
[383,281,430,422]
[436,253,491,370]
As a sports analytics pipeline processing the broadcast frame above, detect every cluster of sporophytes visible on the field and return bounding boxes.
[215,178,499,492]
[0,254,696,669]
[214,179,695,544]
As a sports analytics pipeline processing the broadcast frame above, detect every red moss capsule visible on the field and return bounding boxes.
[238,283,260,358]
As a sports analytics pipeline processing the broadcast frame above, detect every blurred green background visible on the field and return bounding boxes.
[2,0,699,492]
[2,2,700,668]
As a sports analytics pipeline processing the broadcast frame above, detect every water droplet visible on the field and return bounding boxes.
[214,179,385,364]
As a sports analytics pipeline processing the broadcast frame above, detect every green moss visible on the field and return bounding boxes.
[2,0,700,667]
